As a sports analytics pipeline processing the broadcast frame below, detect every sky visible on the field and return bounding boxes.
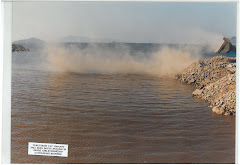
[12,2,237,43]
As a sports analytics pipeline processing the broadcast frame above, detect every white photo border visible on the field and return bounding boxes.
[0,0,239,164]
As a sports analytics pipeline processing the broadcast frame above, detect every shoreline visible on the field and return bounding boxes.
[176,56,236,116]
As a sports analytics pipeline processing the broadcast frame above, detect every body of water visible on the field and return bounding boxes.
[11,44,235,163]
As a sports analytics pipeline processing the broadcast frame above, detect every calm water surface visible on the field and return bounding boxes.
[11,51,235,163]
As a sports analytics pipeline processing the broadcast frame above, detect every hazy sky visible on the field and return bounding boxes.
[12,2,237,43]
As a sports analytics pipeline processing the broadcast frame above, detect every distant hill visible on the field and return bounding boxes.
[13,37,46,50]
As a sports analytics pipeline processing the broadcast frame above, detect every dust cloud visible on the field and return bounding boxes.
[46,43,200,77]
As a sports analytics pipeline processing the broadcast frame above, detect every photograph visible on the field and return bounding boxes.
[10,1,236,163]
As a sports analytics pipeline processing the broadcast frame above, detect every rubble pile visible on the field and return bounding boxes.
[176,56,236,116]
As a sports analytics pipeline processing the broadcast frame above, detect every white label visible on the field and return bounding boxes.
[28,142,68,157]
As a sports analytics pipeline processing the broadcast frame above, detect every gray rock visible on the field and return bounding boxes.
[215,37,236,53]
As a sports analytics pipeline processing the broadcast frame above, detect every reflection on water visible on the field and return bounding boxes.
[11,69,235,163]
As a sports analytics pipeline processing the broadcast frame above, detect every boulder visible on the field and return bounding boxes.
[212,106,225,115]
[192,89,202,96]
[215,37,236,54]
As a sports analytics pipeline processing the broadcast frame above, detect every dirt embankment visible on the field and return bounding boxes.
[176,56,236,116]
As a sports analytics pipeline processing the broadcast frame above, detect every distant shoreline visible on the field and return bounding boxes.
[176,56,236,116]
[12,44,29,52]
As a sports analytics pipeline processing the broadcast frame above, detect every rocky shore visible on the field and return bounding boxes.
[12,44,30,52]
[176,56,236,116]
